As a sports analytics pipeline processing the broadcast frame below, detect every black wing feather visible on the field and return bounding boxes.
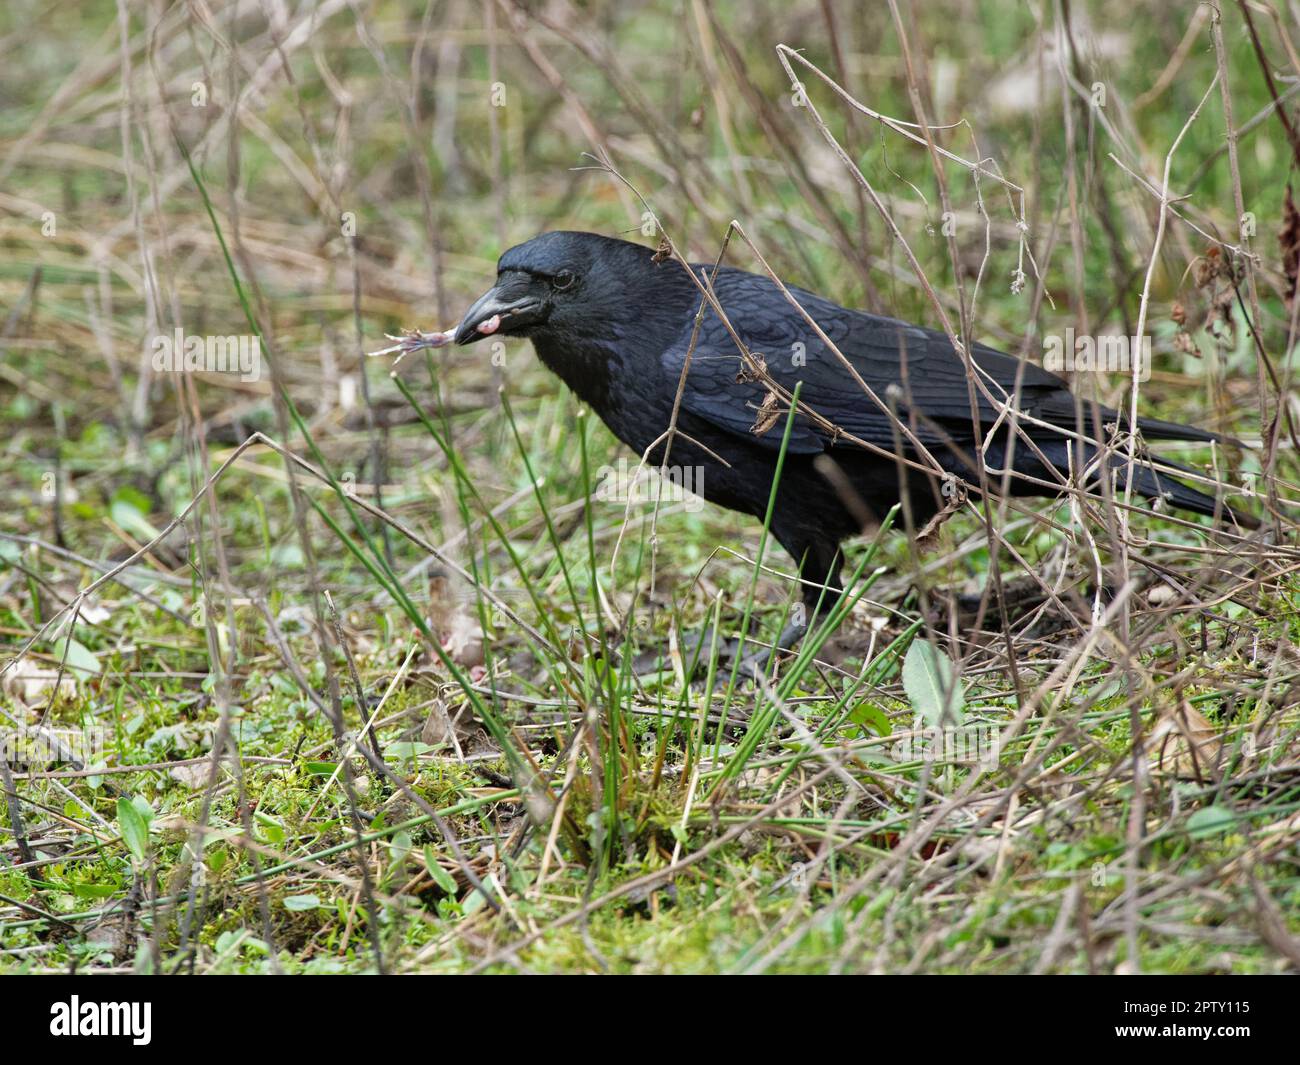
[662,266,1078,454]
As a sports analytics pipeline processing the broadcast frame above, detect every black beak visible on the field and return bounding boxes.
[454,275,547,344]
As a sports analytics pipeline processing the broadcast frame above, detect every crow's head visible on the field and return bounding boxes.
[454,231,680,346]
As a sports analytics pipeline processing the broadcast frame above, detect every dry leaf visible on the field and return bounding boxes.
[1149,702,1222,781]
[440,610,484,669]
[915,476,968,549]
[168,762,212,790]
[750,390,782,436]
[1282,185,1300,309]
[420,698,476,748]
[1193,245,1225,288]
[1,657,76,708]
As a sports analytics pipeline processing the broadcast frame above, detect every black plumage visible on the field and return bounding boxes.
[454,231,1232,641]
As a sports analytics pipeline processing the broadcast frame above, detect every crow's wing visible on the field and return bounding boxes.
[661,267,1075,455]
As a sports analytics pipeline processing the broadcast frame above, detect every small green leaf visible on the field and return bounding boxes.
[389,830,412,864]
[849,702,892,737]
[282,894,321,912]
[423,846,458,894]
[71,881,118,899]
[116,797,149,865]
[386,741,434,762]
[256,816,284,845]
[462,882,492,916]
[110,484,152,513]
[1187,805,1236,839]
[51,637,100,678]
[270,543,304,568]
[109,487,162,542]
[902,639,965,726]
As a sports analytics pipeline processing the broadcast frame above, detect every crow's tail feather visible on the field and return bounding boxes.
[1131,411,1248,450]
[1125,461,1248,524]
[1010,439,1257,529]
[1115,458,1260,529]
[1133,414,1218,443]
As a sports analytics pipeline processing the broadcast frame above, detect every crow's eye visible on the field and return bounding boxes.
[552,270,576,291]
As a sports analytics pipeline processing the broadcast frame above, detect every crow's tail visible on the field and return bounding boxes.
[1133,413,1219,443]
[1127,418,1256,526]
[1130,411,1249,450]
[1013,438,1257,529]
[1125,460,1256,527]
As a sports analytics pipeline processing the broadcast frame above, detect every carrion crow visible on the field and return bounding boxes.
[454,230,1238,653]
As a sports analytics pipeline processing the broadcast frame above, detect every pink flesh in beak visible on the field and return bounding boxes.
[478,314,501,336]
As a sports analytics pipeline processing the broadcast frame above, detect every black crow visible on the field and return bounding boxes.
[454,230,1234,651]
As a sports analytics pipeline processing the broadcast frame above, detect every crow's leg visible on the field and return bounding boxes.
[757,530,846,667]
[666,534,848,683]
